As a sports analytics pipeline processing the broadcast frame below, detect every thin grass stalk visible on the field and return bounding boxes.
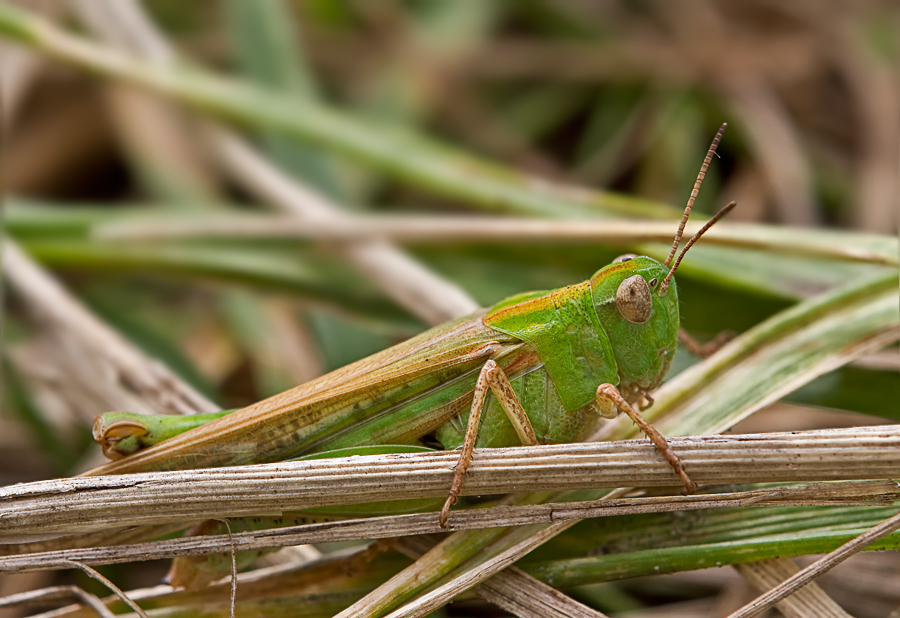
[0,3,672,221]
[73,0,478,326]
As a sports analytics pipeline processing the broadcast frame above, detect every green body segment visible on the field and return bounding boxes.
[438,279,615,450]
[87,256,680,475]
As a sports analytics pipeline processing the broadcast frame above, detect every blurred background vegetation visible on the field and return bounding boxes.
[1,1,898,616]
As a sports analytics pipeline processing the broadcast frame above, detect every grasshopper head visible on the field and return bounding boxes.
[586,123,735,394]
[589,255,678,392]
[588,198,737,393]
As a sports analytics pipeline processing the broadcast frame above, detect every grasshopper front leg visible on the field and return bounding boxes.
[596,384,698,493]
[440,359,539,528]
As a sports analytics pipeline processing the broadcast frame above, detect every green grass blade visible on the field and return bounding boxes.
[0,3,672,220]
[520,505,900,586]
[16,240,415,329]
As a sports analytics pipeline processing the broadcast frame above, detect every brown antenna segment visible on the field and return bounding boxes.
[664,122,728,267]
[659,200,736,295]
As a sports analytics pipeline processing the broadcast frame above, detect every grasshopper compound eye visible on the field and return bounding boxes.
[616,275,652,324]
[612,253,638,264]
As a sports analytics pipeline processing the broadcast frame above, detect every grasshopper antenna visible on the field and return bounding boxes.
[659,200,736,296]
[665,122,728,267]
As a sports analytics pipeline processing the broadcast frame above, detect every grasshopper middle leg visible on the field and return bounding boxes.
[439,359,539,528]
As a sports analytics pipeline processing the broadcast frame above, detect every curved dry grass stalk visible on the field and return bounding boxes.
[58,561,150,618]
[0,585,115,618]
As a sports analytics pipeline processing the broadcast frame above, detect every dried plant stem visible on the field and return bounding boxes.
[4,480,892,575]
[2,240,217,417]
[2,427,899,539]
[93,214,899,266]
[728,509,900,618]
[736,558,852,618]
[0,585,115,618]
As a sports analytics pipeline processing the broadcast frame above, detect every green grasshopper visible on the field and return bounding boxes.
[90,125,734,528]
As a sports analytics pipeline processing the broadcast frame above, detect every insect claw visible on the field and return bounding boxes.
[682,477,700,495]
[638,391,654,411]
[439,492,458,529]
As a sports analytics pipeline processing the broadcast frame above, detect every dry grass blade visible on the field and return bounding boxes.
[2,480,895,573]
[474,565,611,618]
[393,537,609,618]
[374,524,571,618]
[3,426,900,539]
[728,509,900,618]
[93,214,899,266]
[0,585,116,618]
[737,558,852,618]
[2,240,217,418]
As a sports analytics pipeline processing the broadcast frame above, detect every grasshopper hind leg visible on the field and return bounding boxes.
[439,359,539,529]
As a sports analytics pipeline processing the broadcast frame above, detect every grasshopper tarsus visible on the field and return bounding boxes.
[638,391,655,411]
[439,492,457,529]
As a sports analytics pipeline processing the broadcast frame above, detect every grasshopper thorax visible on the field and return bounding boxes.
[590,255,678,392]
